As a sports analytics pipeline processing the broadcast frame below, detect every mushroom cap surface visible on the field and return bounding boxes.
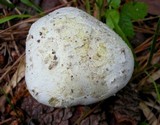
[25,7,134,107]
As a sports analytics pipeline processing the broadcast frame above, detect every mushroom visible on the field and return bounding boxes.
[25,7,134,107]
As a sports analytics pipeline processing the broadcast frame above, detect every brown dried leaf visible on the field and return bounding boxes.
[0,56,25,113]
[10,58,25,89]
[3,57,25,94]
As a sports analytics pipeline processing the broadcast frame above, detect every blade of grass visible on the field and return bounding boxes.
[20,0,43,13]
[96,0,104,19]
[145,70,160,101]
[96,0,104,8]
[153,63,160,68]
[0,14,31,24]
[147,18,160,66]
[86,0,91,14]
[139,121,149,125]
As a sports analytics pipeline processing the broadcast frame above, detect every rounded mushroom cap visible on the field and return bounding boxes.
[25,7,134,107]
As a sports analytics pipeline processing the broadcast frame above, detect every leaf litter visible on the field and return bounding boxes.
[0,0,160,125]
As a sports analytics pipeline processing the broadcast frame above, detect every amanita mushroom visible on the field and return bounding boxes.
[25,7,134,107]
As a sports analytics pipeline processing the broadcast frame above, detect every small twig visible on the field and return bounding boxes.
[1,30,28,35]
[13,41,20,56]
[3,9,20,56]
[134,26,155,34]
[14,7,22,15]
[134,37,153,53]
[0,1,74,35]
[6,0,21,15]
[147,18,160,66]
[0,18,38,34]
[0,52,25,82]
[0,118,15,125]
[132,15,160,22]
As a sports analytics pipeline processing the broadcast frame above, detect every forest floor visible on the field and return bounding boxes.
[0,0,160,125]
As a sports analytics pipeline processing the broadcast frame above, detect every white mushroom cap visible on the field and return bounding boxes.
[25,7,134,107]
